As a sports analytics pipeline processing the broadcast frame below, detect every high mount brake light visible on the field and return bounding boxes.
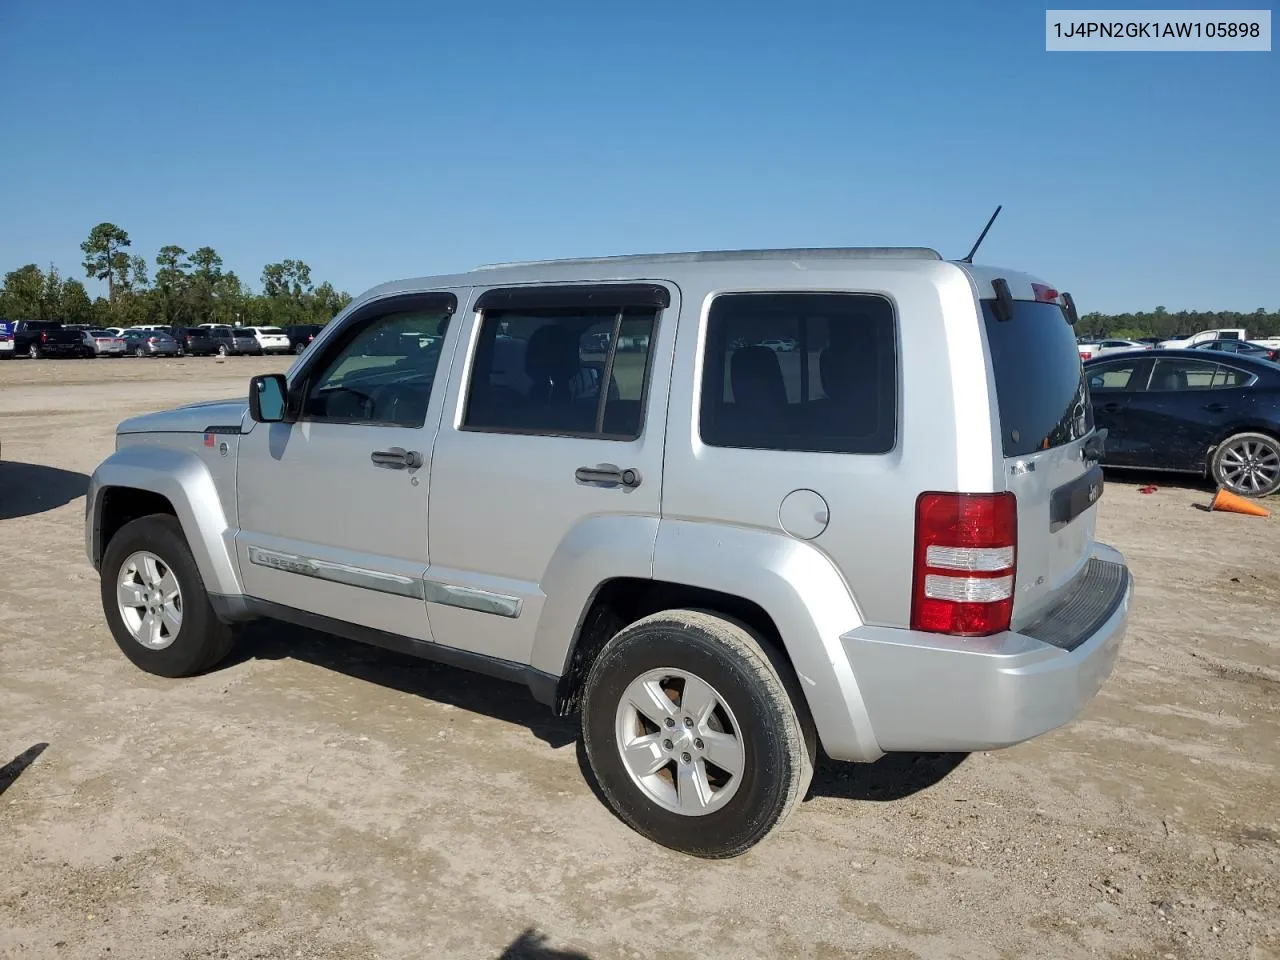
[911,492,1017,637]
[1032,283,1060,303]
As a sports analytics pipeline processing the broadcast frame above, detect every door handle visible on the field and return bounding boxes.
[1202,402,1227,413]
[371,447,424,469]
[1100,402,1121,413]
[575,463,642,488]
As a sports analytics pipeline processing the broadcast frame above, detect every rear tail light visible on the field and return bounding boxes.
[1080,351,1092,360]
[911,492,1017,637]
[40,332,48,342]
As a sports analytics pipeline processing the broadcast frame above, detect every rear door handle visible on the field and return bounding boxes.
[575,463,642,488]
[1202,402,1227,412]
[371,447,423,469]
[1101,402,1121,413]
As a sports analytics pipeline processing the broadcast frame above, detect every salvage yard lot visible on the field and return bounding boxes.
[1,358,1277,960]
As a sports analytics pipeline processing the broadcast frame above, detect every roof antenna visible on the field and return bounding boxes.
[960,205,1002,264]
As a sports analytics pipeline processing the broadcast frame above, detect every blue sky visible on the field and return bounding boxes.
[0,0,1275,313]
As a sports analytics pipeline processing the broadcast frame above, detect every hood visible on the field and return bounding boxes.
[117,398,248,435]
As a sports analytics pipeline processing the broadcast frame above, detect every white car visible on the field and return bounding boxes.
[243,326,291,354]
[0,321,13,357]
[1077,338,1150,361]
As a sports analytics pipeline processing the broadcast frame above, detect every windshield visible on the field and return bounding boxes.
[981,300,1093,457]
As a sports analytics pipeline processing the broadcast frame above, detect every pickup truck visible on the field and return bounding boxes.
[10,320,89,358]
[1157,328,1247,350]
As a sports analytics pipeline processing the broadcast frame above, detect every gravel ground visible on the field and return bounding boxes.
[1,356,1277,960]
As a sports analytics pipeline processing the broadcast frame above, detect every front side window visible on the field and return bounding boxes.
[1086,360,1143,392]
[699,292,897,454]
[463,304,658,439]
[301,300,453,426]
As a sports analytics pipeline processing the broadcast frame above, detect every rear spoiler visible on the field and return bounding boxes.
[990,278,1079,326]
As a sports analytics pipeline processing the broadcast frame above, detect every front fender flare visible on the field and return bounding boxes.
[86,444,242,598]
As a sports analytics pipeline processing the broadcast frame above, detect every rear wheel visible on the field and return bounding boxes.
[217,344,229,357]
[580,609,815,858]
[28,343,41,359]
[100,515,235,677]
[1211,432,1280,497]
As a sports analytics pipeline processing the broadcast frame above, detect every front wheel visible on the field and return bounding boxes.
[1211,432,1280,498]
[100,515,235,677]
[580,609,815,859]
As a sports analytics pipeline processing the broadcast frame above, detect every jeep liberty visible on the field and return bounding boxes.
[86,247,1132,858]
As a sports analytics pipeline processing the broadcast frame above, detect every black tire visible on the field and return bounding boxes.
[28,343,41,359]
[100,514,235,678]
[580,609,815,859]
[1210,431,1280,498]
[293,342,306,354]
[217,344,229,357]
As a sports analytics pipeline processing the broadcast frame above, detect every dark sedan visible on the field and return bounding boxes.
[1085,349,1280,497]
[171,327,220,356]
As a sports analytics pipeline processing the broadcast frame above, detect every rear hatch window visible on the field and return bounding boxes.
[981,300,1092,457]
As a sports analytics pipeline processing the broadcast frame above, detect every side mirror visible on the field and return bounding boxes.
[249,374,288,423]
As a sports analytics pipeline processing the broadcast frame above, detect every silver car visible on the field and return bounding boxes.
[123,329,179,357]
[85,246,1131,858]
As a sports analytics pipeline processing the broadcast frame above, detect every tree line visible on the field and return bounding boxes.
[1076,306,1280,340]
[0,222,352,330]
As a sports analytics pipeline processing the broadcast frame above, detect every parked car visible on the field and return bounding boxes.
[85,246,1130,859]
[207,326,262,357]
[0,321,14,359]
[11,320,86,358]
[1086,348,1280,497]
[243,326,292,354]
[284,324,324,354]
[122,328,180,357]
[1157,327,1247,350]
[170,327,220,357]
[1077,337,1151,361]
[84,329,127,357]
[1194,339,1280,363]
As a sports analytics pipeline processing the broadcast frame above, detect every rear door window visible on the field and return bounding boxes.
[1148,358,1217,391]
[981,300,1092,457]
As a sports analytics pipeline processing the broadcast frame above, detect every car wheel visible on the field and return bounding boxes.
[217,344,228,357]
[1211,432,1280,498]
[100,515,235,678]
[134,346,145,358]
[28,343,41,359]
[580,609,815,859]
[294,342,306,354]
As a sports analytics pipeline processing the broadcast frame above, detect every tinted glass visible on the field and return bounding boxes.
[1148,358,1217,391]
[464,306,657,439]
[699,293,896,454]
[981,301,1092,457]
[1212,365,1252,388]
[1086,361,1142,392]
[302,307,450,426]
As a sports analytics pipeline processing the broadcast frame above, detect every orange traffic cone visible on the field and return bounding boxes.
[1209,488,1270,517]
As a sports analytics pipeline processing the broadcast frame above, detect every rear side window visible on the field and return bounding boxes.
[699,292,896,454]
[981,300,1092,457]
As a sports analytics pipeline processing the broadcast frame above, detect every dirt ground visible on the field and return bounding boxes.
[1,357,1276,960]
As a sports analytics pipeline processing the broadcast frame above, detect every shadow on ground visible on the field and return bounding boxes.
[498,929,591,959]
[807,750,968,801]
[0,461,89,520]
[0,742,50,798]
[232,620,578,749]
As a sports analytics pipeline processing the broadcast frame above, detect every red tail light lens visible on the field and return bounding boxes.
[40,332,48,342]
[1032,283,1060,302]
[911,492,1017,637]
[1080,351,1092,361]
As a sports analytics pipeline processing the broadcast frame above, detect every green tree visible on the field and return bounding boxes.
[61,279,94,324]
[155,245,190,325]
[81,223,131,302]
[41,264,63,319]
[1,264,46,319]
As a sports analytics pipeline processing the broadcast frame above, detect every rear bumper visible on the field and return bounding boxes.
[839,542,1131,756]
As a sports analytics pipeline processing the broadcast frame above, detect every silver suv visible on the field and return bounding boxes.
[85,247,1132,858]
